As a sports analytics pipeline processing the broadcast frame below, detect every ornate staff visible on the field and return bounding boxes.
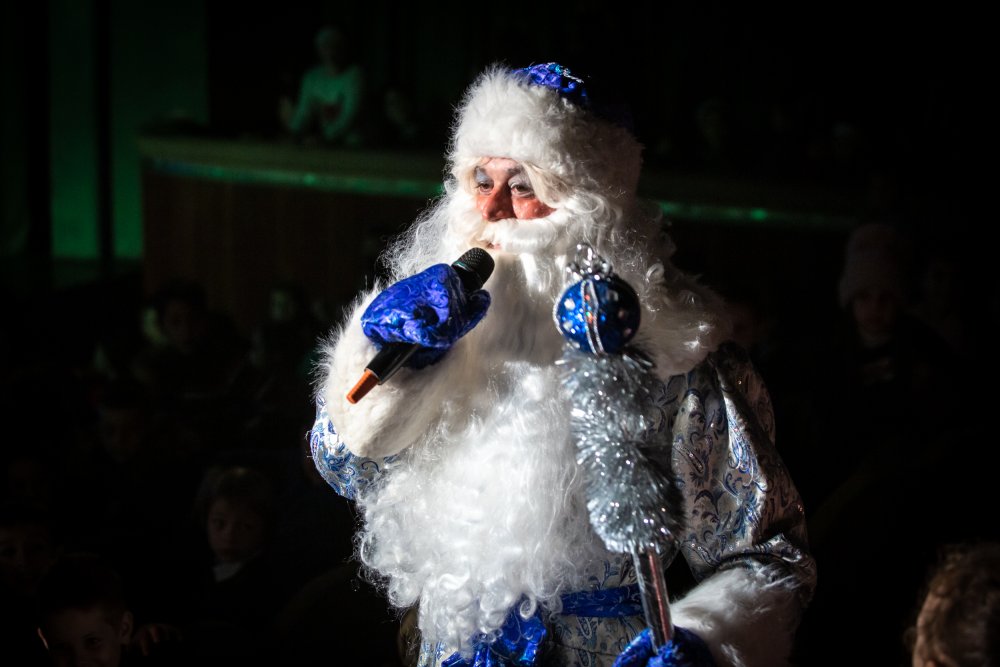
[554,244,683,650]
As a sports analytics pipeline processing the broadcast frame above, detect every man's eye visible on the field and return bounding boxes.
[510,183,534,197]
[475,181,493,194]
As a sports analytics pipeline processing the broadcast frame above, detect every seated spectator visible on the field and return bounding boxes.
[0,503,63,666]
[910,244,977,361]
[133,279,247,401]
[132,279,248,456]
[794,222,966,665]
[805,222,958,516]
[3,448,59,515]
[1,503,63,602]
[907,541,1000,667]
[177,465,289,663]
[67,378,204,615]
[240,281,321,452]
[35,552,184,666]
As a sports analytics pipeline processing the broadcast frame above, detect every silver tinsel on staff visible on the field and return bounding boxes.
[555,244,684,649]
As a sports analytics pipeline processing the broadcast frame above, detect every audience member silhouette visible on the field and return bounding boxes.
[36,552,186,667]
[3,448,60,516]
[279,25,365,147]
[66,378,203,615]
[910,243,978,361]
[243,281,321,451]
[0,503,62,666]
[131,279,248,455]
[794,222,958,511]
[175,465,288,664]
[907,541,1000,667]
[793,221,967,666]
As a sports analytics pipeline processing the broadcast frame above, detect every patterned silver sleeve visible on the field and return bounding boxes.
[309,393,385,501]
[667,343,816,596]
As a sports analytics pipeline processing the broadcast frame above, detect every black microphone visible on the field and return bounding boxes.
[346,248,495,404]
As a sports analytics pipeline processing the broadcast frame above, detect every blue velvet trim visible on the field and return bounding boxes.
[442,605,546,667]
[442,585,644,667]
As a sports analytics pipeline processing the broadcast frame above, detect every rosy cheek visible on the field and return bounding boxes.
[512,198,555,220]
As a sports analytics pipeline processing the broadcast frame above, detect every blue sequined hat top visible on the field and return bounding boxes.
[515,62,590,108]
[514,62,633,134]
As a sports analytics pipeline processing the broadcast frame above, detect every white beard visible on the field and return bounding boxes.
[355,240,611,655]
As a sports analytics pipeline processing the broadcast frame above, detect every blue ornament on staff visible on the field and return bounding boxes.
[556,244,714,667]
[554,245,640,355]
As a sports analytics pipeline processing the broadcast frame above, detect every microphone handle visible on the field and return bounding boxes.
[346,342,416,404]
[347,250,493,405]
[367,341,418,385]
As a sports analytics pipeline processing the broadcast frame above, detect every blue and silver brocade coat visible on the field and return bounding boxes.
[310,342,816,666]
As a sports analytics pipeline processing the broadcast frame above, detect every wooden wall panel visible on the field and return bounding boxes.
[142,169,428,335]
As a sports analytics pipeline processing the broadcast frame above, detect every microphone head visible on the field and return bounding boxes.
[452,247,495,291]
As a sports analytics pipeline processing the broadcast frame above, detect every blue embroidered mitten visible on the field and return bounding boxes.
[613,627,716,667]
[361,264,491,368]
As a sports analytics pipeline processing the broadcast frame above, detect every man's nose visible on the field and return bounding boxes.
[478,188,514,222]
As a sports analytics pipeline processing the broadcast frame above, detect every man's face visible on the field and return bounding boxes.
[474,158,555,250]
[39,607,131,667]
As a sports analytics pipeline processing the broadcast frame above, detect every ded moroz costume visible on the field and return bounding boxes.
[310,63,815,667]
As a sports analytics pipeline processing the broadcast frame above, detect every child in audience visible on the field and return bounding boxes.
[35,552,183,667]
[182,465,287,663]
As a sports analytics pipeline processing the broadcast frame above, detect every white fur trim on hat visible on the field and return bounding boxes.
[448,65,643,202]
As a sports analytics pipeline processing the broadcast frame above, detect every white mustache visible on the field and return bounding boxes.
[475,216,562,255]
